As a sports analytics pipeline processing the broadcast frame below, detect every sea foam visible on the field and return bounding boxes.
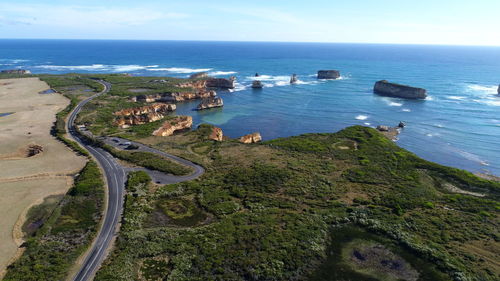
[355,115,368,120]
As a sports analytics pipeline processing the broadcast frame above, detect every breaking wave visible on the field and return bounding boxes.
[148,67,213,73]
[355,115,368,120]
[209,71,237,76]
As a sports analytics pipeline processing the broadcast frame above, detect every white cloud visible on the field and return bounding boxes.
[0,3,189,28]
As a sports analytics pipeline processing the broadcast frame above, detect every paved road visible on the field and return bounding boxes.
[104,137,204,185]
[67,80,204,281]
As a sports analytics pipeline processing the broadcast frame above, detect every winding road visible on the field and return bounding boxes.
[66,80,204,281]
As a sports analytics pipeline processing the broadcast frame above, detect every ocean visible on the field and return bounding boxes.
[1,39,499,175]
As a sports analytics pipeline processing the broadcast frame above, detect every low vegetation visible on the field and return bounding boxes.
[4,162,104,281]
[95,125,499,281]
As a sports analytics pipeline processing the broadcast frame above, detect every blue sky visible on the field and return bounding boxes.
[1,0,499,45]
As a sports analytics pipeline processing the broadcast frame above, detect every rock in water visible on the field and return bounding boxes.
[189,72,209,79]
[152,116,193,137]
[497,84,500,95]
[1,69,31,74]
[374,80,427,99]
[317,70,340,79]
[239,132,262,144]
[376,125,390,132]
[252,80,263,89]
[206,77,236,89]
[290,74,298,84]
[197,97,224,110]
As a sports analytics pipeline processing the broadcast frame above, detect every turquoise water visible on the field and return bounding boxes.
[1,40,499,175]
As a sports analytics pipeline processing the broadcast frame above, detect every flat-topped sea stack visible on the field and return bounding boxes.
[197,97,223,110]
[317,70,340,79]
[1,69,31,75]
[239,132,262,144]
[152,116,193,137]
[113,103,176,128]
[374,80,427,99]
[206,77,236,89]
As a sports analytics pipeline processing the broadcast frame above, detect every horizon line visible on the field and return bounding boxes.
[1,38,500,48]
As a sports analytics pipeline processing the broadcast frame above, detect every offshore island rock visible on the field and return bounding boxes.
[317,70,340,79]
[290,74,298,84]
[252,80,263,89]
[206,77,236,89]
[197,97,224,110]
[374,80,427,99]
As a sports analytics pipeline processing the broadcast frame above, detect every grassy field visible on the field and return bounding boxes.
[0,78,87,276]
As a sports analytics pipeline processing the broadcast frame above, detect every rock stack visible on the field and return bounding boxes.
[317,70,340,79]
[290,74,298,84]
[497,84,500,95]
[197,97,224,110]
[252,80,263,89]
[206,77,236,89]
[374,80,427,99]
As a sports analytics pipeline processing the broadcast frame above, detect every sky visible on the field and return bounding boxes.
[1,0,499,46]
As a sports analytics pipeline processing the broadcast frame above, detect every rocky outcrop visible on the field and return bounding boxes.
[251,80,263,89]
[239,132,262,144]
[290,74,298,84]
[497,84,500,95]
[26,144,43,157]
[114,103,176,128]
[374,80,427,99]
[317,70,340,79]
[1,69,31,74]
[206,77,236,89]
[376,123,403,141]
[190,72,209,79]
[197,97,223,110]
[209,126,224,141]
[153,116,193,137]
[176,80,208,90]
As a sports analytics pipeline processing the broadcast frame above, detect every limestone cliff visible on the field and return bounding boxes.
[114,103,176,128]
[134,90,217,103]
[152,116,193,137]
[209,126,224,141]
[206,77,236,89]
[197,97,224,110]
[239,132,262,144]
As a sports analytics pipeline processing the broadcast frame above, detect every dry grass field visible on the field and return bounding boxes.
[0,78,86,276]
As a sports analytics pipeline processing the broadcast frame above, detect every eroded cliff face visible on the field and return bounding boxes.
[197,97,223,110]
[152,116,193,137]
[239,132,262,144]
[209,126,224,141]
[114,103,176,128]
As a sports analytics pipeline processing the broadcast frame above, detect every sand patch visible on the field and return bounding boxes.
[0,78,87,275]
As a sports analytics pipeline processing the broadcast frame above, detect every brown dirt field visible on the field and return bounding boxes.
[0,78,87,275]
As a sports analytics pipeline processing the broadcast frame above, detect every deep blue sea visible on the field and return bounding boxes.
[1,39,499,175]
